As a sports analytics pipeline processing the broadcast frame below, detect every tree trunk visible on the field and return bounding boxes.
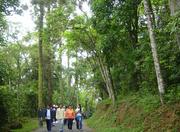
[67,49,71,88]
[126,0,141,91]
[38,3,44,109]
[169,0,180,15]
[96,55,115,105]
[75,71,78,105]
[169,0,180,50]
[16,55,21,117]
[59,50,64,103]
[147,0,156,28]
[144,0,165,104]
[47,6,53,105]
[47,54,52,104]
[75,51,79,105]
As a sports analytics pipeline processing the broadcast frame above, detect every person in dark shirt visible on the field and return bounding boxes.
[45,105,53,132]
[38,108,44,127]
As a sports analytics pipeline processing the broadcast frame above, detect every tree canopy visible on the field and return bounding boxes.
[0,0,179,131]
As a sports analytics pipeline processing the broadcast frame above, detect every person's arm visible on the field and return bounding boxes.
[73,110,75,119]
[56,109,58,119]
[50,109,53,119]
[63,110,65,119]
[44,109,47,119]
[64,110,67,119]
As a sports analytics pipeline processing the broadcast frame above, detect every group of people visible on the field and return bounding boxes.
[38,104,83,132]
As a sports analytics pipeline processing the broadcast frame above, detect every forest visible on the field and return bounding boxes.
[0,0,179,131]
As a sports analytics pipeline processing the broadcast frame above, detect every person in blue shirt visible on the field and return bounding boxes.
[75,104,83,129]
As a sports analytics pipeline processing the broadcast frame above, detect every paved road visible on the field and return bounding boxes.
[33,121,93,132]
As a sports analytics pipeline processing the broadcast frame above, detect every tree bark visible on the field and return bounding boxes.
[46,6,53,105]
[144,0,165,104]
[126,0,141,91]
[59,50,64,103]
[75,51,79,105]
[67,49,71,88]
[147,0,156,28]
[169,0,180,50]
[38,3,44,109]
[96,55,115,105]
[47,53,52,104]
[169,0,180,15]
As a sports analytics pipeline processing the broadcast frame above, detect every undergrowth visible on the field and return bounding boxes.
[11,118,38,132]
[87,93,180,132]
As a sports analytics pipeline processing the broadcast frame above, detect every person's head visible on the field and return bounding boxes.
[77,104,81,108]
[68,105,72,109]
[59,104,62,108]
[47,105,50,109]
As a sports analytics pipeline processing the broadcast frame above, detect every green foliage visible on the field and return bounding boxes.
[0,87,8,131]
[11,118,38,132]
[0,12,7,45]
[0,0,20,45]
[1,0,180,130]
[164,85,180,103]
[0,0,20,15]
[166,11,180,35]
[87,93,179,131]
[23,91,38,117]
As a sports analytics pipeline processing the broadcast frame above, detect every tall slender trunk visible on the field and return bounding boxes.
[75,51,79,105]
[66,49,72,102]
[67,49,71,88]
[147,0,156,28]
[47,54,52,104]
[59,49,64,103]
[127,0,141,91]
[74,72,78,105]
[17,56,21,117]
[144,0,165,104]
[47,6,53,105]
[169,0,180,50]
[38,3,44,109]
[96,55,115,105]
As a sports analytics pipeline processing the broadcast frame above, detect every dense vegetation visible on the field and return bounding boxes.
[87,94,180,131]
[0,0,179,131]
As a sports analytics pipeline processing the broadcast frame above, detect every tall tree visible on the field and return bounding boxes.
[38,2,44,108]
[31,0,45,108]
[66,18,116,104]
[45,3,53,105]
[143,0,165,104]
[169,0,180,50]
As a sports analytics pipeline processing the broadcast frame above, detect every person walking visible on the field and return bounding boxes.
[52,105,57,125]
[63,106,67,125]
[45,105,52,132]
[56,105,65,132]
[65,105,75,130]
[38,108,44,127]
[75,104,83,129]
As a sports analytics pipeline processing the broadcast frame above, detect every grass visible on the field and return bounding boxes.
[11,118,38,132]
[87,93,180,132]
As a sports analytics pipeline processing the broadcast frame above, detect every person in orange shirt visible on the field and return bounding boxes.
[65,105,75,130]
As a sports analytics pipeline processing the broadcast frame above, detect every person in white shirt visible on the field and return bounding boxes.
[56,105,65,132]
[45,105,52,132]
